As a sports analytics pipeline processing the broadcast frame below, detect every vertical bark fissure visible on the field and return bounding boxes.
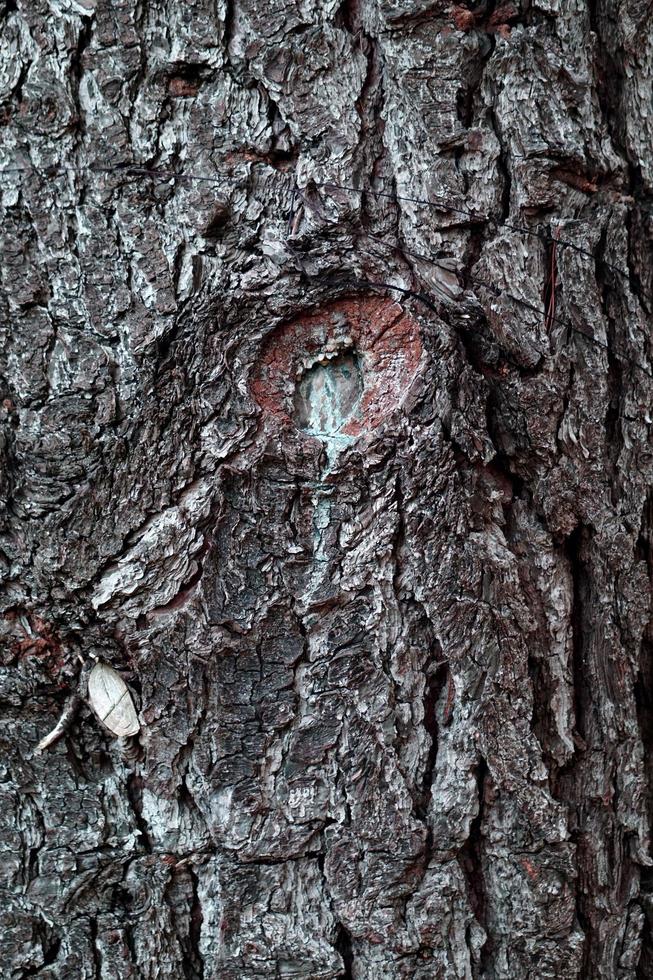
[567,525,590,745]
[488,96,510,224]
[636,491,653,975]
[594,230,625,489]
[89,913,101,980]
[335,921,354,979]
[418,658,447,820]
[562,524,594,973]
[126,771,153,855]
[625,206,651,317]
[459,758,490,973]
[188,863,205,980]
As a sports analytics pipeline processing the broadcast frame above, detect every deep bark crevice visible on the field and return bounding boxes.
[594,230,625,492]
[126,771,154,855]
[566,524,591,746]
[626,204,652,316]
[336,0,362,38]
[21,928,61,975]
[417,658,448,820]
[89,913,101,980]
[187,864,205,980]
[459,759,490,969]
[588,0,627,169]
[637,893,653,980]
[335,921,354,979]
[488,100,510,224]
[635,494,653,911]
[560,524,593,973]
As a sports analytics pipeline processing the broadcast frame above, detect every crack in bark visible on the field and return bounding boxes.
[89,914,101,980]
[417,655,447,820]
[594,228,626,491]
[334,920,354,979]
[459,757,490,974]
[635,490,653,975]
[561,524,594,972]
[187,862,205,980]
[567,525,590,749]
[126,771,153,855]
[487,98,510,224]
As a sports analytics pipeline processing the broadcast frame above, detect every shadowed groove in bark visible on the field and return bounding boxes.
[626,204,652,316]
[187,864,205,980]
[127,771,154,855]
[123,913,140,976]
[636,631,653,977]
[459,758,490,971]
[21,929,60,976]
[591,230,629,507]
[588,0,629,174]
[638,901,653,980]
[418,657,448,819]
[636,489,653,976]
[562,524,594,972]
[335,921,354,979]
[89,915,101,980]
[566,525,591,747]
[488,96,510,224]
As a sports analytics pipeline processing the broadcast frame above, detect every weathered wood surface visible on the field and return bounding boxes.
[1,1,653,977]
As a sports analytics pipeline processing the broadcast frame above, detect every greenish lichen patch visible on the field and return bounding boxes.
[294,349,363,443]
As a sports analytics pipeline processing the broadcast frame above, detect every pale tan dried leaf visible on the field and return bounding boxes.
[87,662,140,738]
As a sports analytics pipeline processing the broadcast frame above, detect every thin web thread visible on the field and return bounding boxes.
[0,161,640,280]
[360,231,653,379]
[3,161,651,379]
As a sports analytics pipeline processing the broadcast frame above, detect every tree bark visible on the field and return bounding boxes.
[1,1,653,977]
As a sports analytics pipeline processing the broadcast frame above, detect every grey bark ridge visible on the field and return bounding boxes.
[1,1,653,978]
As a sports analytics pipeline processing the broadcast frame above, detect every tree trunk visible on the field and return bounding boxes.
[2,1,653,977]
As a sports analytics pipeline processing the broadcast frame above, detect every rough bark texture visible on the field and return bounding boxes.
[1,1,653,977]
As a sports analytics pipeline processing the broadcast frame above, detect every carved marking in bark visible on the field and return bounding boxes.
[295,350,363,437]
[251,295,425,604]
[251,295,423,443]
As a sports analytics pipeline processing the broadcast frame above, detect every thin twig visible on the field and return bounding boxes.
[35,694,82,753]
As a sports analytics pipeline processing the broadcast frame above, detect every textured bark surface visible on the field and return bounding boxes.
[1,1,653,977]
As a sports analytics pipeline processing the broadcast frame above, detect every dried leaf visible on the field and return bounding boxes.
[88,662,140,738]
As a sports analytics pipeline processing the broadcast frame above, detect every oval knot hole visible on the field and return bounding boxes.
[294,351,363,437]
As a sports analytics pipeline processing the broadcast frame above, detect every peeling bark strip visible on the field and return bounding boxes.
[1,0,653,978]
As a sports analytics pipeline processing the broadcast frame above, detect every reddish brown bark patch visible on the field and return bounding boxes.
[251,296,423,440]
[168,77,199,97]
